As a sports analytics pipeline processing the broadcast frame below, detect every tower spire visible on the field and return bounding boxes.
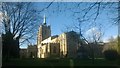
[43,14,46,24]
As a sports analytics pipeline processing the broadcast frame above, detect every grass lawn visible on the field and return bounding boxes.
[2,58,119,67]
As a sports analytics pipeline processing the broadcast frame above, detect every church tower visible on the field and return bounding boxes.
[37,15,51,45]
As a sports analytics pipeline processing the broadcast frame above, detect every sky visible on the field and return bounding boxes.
[20,2,118,48]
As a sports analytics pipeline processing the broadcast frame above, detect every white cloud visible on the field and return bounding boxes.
[103,37,109,43]
[103,35,118,43]
[113,35,117,39]
[85,27,102,42]
[85,27,101,36]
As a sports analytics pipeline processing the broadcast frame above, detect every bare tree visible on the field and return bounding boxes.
[58,2,117,63]
[1,2,54,44]
[0,2,53,58]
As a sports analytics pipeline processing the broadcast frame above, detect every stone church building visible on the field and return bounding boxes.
[37,15,80,58]
[20,15,105,59]
[20,15,80,59]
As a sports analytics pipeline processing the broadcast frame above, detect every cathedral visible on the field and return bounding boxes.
[37,15,80,58]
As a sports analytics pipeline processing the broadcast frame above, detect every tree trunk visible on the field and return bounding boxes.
[2,32,20,60]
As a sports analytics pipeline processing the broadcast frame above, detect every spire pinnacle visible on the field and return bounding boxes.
[43,14,46,24]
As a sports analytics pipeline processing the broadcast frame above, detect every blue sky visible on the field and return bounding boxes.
[20,2,118,48]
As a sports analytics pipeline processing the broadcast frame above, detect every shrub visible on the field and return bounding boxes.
[103,49,119,60]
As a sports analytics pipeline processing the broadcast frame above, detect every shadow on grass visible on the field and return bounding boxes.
[2,58,119,68]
